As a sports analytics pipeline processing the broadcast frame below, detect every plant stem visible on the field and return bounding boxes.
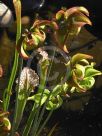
[47,47,56,80]
[31,48,56,136]
[31,93,51,136]
[3,0,21,112]
[8,59,23,136]
[30,74,47,136]
[48,123,58,136]
[3,51,19,111]
[36,110,53,136]
[22,103,37,136]
[11,97,27,136]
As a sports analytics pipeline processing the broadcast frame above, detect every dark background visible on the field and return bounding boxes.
[2,0,102,38]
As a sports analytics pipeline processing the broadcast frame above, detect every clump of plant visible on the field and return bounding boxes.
[0,0,101,136]
[0,110,11,136]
